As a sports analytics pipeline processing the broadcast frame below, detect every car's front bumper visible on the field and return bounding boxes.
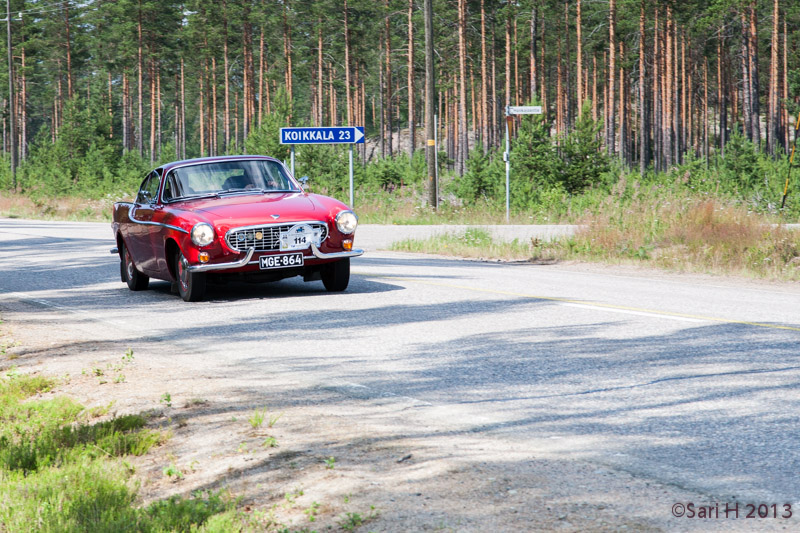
[186,243,364,273]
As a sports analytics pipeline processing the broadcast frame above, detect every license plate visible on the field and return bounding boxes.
[259,253,304,269]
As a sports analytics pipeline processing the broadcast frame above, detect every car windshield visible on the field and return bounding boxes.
[163,159,298,201]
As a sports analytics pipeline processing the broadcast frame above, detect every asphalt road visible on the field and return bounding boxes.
[2,218,800,509]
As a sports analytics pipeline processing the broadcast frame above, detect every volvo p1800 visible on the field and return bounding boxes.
[111,155,363,301]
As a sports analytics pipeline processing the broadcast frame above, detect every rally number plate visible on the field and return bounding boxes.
[259,253,304,270]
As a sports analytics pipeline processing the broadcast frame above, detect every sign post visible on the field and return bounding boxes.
[504,106,543,222]
[280,126,365,207]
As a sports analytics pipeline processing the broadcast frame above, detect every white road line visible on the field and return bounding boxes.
[561,302,706,323]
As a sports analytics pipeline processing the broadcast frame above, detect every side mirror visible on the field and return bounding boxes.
[299,176,309,186]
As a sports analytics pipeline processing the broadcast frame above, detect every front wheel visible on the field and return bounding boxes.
[175,251,207,302]
[122,242,149,291]
[321,258,350,292]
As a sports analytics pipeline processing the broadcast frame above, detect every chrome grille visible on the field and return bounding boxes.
[226,222,328,252]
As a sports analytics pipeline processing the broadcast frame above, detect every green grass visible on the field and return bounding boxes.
[390,189,800,281]
[391,227,553,262]
[0,372,241,532]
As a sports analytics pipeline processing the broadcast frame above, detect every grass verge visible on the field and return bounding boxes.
[390,193,800,281]
[0,370,239,532]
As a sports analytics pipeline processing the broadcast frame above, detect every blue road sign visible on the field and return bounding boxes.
[280,126,365,145]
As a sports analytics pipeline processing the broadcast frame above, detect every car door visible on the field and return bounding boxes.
[127,172,161,274]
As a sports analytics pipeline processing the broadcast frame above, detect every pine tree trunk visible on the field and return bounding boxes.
[65,1,73,99]
[557,35,563,135]
[137,1,143,157]
[592,54,597,122]
[243,5,254,139]
[717,36,727,154]
[749,2,760,149]
[564,2,571,129]
[530,4,537,103]
[481,0,488,151]
[20,48,25,160]
[783,17,789,152]
[539,22,546,124]
[122,72,128,151]
[200,61,206,157]
[505,3,511,109]
[108,72,113,139]
[768,0,778,155]
[704,59,709,160]
[619,41,627,165]
[576,0,582,112]
[181,58,186,159]
[344,1,352,124]
[212,57,218,155]
[380,66,385,157]
[457,0,468,174]
[492,25,498,144]
[653,7,661,171]
[223,0,231,153]
[424,0,436,207]
[681,29,687,161]
[664,5,672,167]
[317,23,323,126]
[284,1,293,103]
[607,0,616,155]
[150,56,156,163]
[157,70,161,158]
[259,24,265,127]
[385,0,393,156]
[638,0,648,173]
[741,12,752,142]
[408,0,415,157]
[514,18,520,106]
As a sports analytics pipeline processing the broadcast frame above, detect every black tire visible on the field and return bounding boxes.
[122,242,149,291]
[321,258,350,292]
[174,250,207,302]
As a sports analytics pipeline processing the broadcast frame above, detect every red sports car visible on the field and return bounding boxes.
[111,155,363,301]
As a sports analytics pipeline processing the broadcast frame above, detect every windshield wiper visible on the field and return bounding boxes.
[219,188,266,196]
[174,192,220,201]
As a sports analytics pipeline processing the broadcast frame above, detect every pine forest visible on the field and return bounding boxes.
[1,0,800,220]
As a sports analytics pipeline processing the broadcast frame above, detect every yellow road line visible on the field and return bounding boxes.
[357,273,800,333]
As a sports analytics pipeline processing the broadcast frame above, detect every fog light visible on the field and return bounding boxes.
[342,239,353,251]
[198,252,210,263]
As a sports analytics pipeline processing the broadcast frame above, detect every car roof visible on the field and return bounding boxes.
[159,155,283,173]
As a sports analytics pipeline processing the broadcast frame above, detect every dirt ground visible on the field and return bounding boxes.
[0,292,791,533]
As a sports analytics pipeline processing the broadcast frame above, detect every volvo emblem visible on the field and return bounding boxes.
[271,214,280,219]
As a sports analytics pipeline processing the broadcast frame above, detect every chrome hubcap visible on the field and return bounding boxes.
[178,256,189,291]
[126,253,135,280]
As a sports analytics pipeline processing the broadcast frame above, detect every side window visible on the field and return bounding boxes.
[135,172,160,204]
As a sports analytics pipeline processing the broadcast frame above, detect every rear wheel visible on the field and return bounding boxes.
[175,250,207,302]
[321,258,350,292]
[122,242,149,291]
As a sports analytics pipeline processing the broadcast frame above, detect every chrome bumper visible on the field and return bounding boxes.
[188,247,255,272]
[310,242,364,259]
[187,243,363,273]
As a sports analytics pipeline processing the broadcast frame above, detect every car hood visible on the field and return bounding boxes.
[189,193,322,226]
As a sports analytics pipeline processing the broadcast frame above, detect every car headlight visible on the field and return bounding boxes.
[335,210,358,234]
[191,223,215,246]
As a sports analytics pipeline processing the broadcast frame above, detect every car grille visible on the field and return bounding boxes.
[226,222,328,252]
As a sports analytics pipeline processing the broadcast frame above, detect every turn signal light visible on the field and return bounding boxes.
[198,252,210,263]
[342,239,353,251]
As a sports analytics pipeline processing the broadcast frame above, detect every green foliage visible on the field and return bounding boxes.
[559,103,611,193]
[0,371,238,532]
[244,88,293,163]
